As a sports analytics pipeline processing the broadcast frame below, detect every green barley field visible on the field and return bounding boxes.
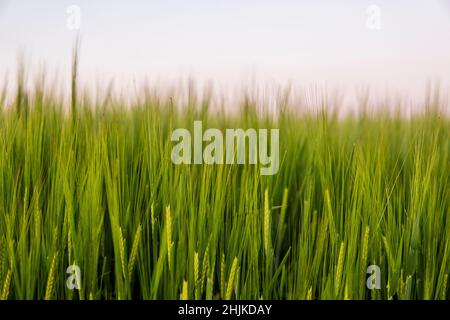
[0,65,449,300]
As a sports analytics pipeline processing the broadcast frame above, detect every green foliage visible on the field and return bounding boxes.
[0,72,449,300]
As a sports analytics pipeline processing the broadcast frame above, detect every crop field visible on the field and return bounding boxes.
[0,68,449,300]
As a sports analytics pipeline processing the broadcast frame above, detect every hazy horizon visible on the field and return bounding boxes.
[1,0,450,109]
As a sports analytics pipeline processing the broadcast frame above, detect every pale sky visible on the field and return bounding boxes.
[1,0,450,105]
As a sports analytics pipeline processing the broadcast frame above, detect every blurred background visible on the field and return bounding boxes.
[0,0,449,110]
